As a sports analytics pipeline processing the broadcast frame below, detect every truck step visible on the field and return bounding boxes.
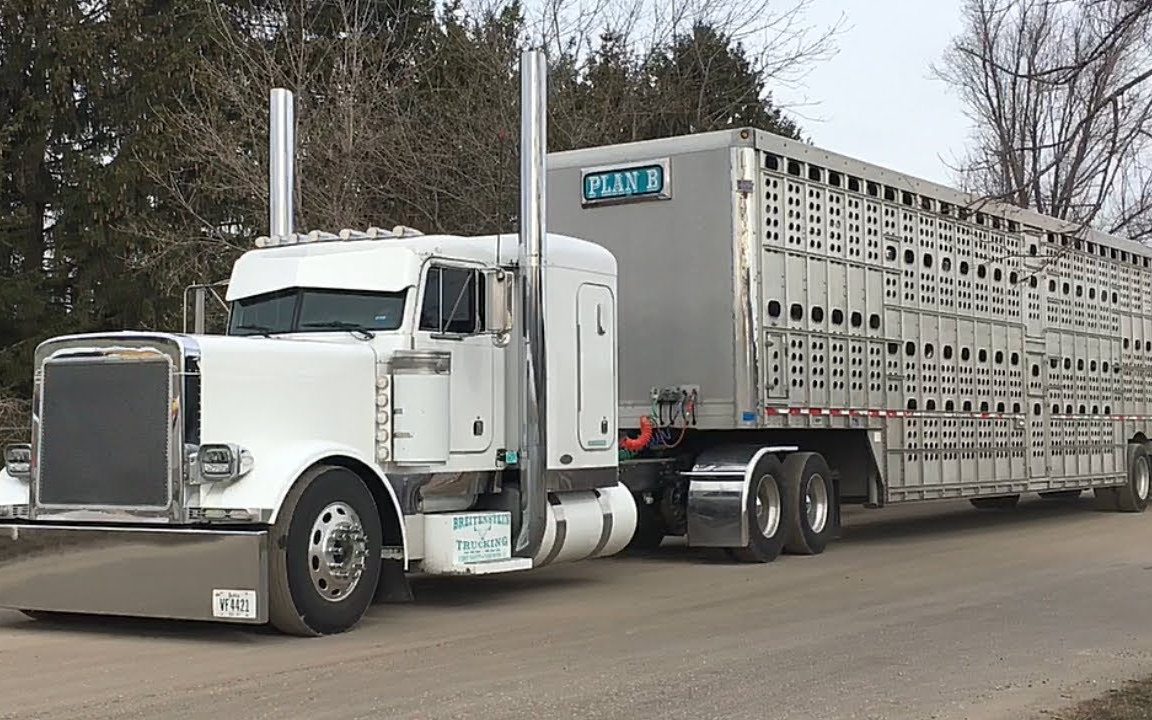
[433,557,533,576]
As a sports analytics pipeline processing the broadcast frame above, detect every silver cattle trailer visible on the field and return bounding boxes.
[546,128,1152,560]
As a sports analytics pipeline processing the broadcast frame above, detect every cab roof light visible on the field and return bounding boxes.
[255,225,425,249]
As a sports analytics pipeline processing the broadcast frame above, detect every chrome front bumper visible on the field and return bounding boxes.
[0,523,269,624]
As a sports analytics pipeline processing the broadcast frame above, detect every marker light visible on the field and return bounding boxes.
[255,225,425,248]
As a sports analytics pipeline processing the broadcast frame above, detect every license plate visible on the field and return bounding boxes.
[212,588,257,620]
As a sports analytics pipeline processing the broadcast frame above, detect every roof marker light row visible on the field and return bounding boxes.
[255,225,425,248]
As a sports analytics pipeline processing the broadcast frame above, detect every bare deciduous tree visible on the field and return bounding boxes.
[935,0,1152,241]
[532,0,839,81]
[0,395,30,445]
[126,0,840,303]
[119,0,437,300]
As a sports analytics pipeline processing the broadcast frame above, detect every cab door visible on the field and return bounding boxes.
[416,261,495,455]
[576,282,616,450]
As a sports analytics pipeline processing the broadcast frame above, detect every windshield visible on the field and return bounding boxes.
[228,288,407,336]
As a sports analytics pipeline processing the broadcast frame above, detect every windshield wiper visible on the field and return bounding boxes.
[234,324,275,338]
[300,321,376,340]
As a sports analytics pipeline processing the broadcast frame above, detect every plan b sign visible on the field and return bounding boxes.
[580,159,672,207]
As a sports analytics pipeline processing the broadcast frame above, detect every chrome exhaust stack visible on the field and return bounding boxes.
[269,88,296,237]
[514,49,549,559]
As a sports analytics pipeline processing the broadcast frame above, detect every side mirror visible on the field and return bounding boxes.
[485,269,515,347]
[182,281,230,335]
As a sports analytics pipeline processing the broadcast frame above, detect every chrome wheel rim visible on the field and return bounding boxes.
[805,473,830,533]
[754,475,782,538]
[1136,456,1150,500]
[309,502,368,602]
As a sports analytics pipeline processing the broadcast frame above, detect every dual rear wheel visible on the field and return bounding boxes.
[728,451,836,564]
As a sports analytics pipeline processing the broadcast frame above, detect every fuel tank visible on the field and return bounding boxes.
[532,483,637,567]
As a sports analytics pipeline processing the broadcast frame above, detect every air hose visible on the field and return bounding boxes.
[620,415,654,452]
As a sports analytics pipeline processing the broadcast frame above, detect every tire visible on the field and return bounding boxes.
[970,495,1020,510]
[727,454,787,563]
[782,452,836,556]
[1039,490,1083,501]
[1115,444,1151,513]
[268,464,383,636]
[626,494,666,551]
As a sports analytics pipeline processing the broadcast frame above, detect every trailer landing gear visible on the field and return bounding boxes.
[970,495,1020,510]
[1038,490,1083,501]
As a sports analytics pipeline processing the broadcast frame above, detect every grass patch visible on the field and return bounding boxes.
[1052,676,1152,720]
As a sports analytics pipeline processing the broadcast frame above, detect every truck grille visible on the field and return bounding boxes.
[37,357,173,508]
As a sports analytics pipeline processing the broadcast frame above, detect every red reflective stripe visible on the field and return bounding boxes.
[764,406,1149,421]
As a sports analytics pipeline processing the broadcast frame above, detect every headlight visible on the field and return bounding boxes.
[193,443,254,484]
[3,444,31,479]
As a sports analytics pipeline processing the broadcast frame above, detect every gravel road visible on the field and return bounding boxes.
[2,496,1151,720]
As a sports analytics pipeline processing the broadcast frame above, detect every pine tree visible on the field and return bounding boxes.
[640,22,802,140]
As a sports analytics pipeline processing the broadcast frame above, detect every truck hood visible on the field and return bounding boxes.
[0,330,396,515]
[194,334,381,468]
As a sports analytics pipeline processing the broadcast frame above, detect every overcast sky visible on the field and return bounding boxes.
[772,0,970,187]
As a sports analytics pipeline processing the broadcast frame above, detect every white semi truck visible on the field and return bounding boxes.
[2,49,1150,636]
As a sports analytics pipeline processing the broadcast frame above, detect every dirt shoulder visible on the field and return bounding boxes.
[3,500,1152,720]
[1052,676,1152,720]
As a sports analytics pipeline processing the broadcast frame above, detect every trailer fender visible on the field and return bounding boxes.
[683,444,799,548]
[198,441,408,568]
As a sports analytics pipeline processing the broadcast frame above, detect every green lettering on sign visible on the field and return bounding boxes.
[450,512,513,566]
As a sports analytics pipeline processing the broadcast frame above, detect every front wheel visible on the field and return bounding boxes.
[268,464,383,636]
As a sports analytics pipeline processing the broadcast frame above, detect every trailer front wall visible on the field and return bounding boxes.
[547,142,746,429]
